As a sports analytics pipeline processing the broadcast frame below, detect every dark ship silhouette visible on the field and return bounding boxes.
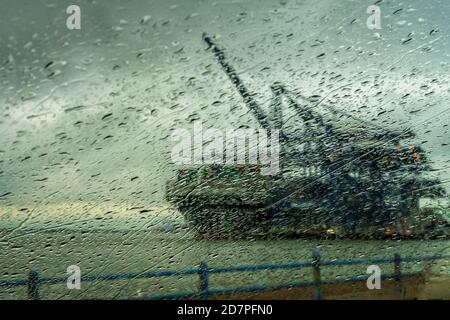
[166,34,449,239]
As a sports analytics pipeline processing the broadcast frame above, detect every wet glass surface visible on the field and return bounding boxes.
[0,0,449,299]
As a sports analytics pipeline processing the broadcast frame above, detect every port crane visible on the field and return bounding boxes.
[165,34,448,238]
[202,33,408,228]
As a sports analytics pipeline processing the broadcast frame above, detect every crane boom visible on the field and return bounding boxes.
[203,34,271,130]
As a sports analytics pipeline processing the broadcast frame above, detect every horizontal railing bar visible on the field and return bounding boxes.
[0,279,28,287]
[38,268,200,285]
[209,261,311,273]
[210,254,450,273]
[1,254,448,288]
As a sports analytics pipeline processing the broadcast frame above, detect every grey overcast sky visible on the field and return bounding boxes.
[0,0,449,207]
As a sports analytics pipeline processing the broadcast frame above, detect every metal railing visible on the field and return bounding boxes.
[0,252,448,300]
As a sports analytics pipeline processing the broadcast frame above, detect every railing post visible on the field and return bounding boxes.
[393,253,404,298]
[198,261,209,300]
[312,251,321,300]
[28,270,40,300]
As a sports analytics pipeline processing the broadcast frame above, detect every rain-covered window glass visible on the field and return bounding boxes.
[0,0,449,300]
